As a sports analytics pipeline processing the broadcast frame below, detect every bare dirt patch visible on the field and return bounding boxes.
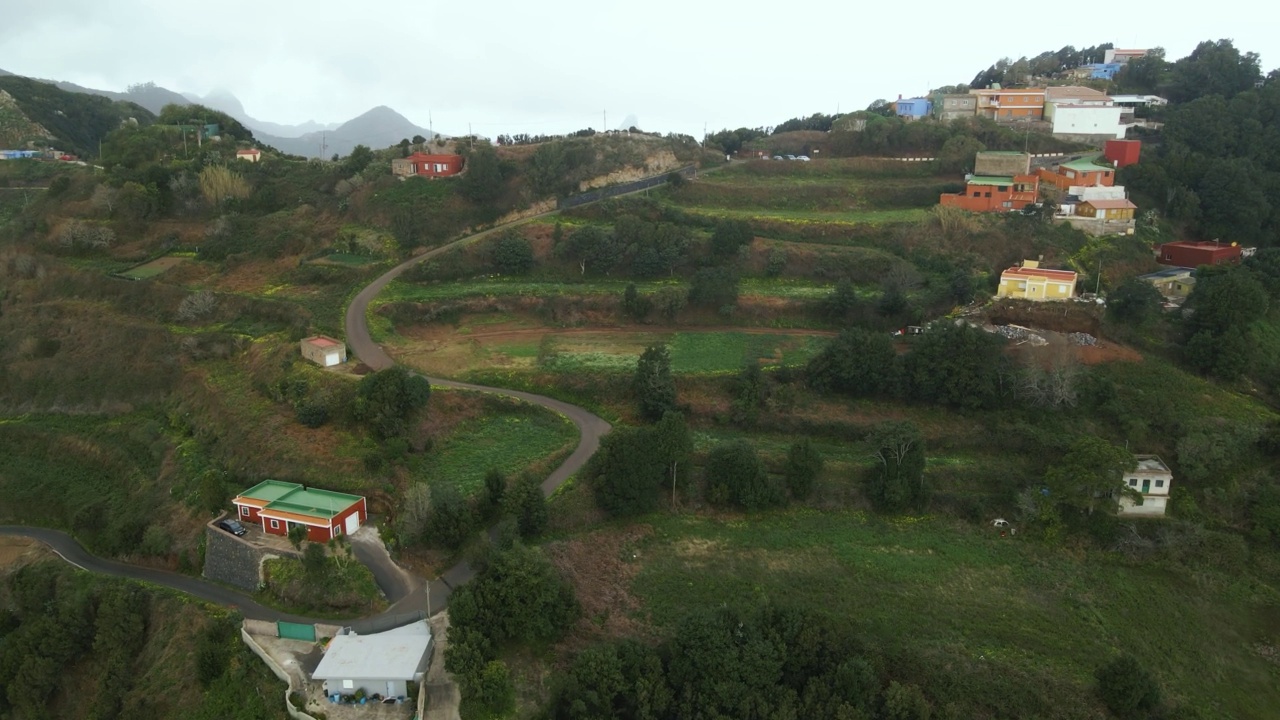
[545,525,655,650]
[0,536,49,570]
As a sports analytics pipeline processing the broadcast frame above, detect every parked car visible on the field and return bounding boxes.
[784,154,797,160]
[797,155,811,161]
[772,155,784,161]
[217,519,247,537]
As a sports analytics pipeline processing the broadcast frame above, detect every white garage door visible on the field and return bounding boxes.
[324,351,340,367]
[345,513,360,535]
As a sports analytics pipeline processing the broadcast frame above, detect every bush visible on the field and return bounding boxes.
[426,484,474,550]
[784,438,824,500]
[634,344,677,422]
[1096,654,1161,718]
[504,474,548,539]
[704,440,784,510]
[491,232,534,275]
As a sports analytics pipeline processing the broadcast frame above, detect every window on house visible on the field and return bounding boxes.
[1003,201,1012,208]
[984,192,992,198]
[343,680,354,690]
[270,519,279,529]
[240,506,249,516]
[997,185,1008,192]
[1129,479,1137,487]
[333,524,342,536]
[1156,480,1164,488]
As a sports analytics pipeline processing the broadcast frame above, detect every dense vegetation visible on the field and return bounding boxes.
[0,75,156,157]
[0,562,285,719]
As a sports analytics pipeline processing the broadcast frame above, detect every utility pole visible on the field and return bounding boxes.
[320,132,328,159]
[429,111,433,142]
[468,122,473,149]
[1095,259,1103,294]
[603,109,607,132]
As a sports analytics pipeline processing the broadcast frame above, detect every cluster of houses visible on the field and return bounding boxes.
[1,148,80,162]
[896,69,1165,142]
[939,144,1141,235]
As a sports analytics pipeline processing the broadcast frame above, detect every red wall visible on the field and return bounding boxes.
[1105,140,1141,168]
[329,498,367,539]
[236,504,262,523]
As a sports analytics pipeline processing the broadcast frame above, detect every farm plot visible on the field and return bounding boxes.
[117,254,191,280]
[390,327,832,379]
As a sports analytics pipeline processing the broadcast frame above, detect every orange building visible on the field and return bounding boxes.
[939,174,1040,212]
[971,88,1047,121]
[1037,156,1116,190]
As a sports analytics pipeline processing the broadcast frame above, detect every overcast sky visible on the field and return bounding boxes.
[2,0,1275,138]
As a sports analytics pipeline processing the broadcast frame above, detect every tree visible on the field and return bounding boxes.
[882,681,933,720]
[866,421,928,513]
[287,524,307,550]
[560,225,623,276]
[588,427,666,516]
[504,474,548,539]
[653,411,693,506]
[1095,655,1161,718]
[784,438,824,500]
[1107,277,1164,326]
[731,362,768,426]
[621,283,652,321]
[634,344,676,422]
[688,267,740,310]
[709,220,753,261]
[460,143,503,203]
[903,322,1004,409]
[821,280,861,324]
[938,135,986,173]
[426,484,474,549]
[482,469,506,513]
[469,660,515,716]
[491,232,534,275]
[704,440,784,510]
[341,144,374,176]
[447,543,578,648]
[354,367,431,439]
[1044,436,1137,516]
[411,134,427,146]
[1167,39,1262,103]
[806,328,897,397]
[1183,267,1268,378]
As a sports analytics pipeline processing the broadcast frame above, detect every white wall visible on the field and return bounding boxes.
[1119,495,1168,517]
[1051,106,1125,139]
[1071,186,1127,201]
[1124,474,1171,497]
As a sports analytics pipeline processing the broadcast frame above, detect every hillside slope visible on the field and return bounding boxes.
[0,76,154,157]
[259,105,435,157]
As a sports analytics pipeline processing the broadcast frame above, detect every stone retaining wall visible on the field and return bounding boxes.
[202,513,299,591]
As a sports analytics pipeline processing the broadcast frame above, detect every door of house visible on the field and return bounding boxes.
[345,513,360,535]
[1141,479,1151,493]
[387,681,396,698]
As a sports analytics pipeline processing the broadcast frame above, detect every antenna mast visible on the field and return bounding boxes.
[320,132,328,159]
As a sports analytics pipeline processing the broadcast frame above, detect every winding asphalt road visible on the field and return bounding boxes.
[1,171,670,622]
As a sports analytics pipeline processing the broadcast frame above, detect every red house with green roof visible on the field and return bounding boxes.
[232,480,367,542]
[939,173,1040,212]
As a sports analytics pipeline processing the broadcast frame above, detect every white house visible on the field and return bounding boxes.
[1049,105,1126,139]
[313,621,433,699]
[236,148,262,162]
[1118,455,1173,517]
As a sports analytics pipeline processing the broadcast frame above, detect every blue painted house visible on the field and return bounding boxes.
[894,97,932,120]
[0,150,40,160]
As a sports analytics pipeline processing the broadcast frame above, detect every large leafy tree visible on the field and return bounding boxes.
[354,366,431,439]
[587,411,692,516]
[806,328,897,397]
[459,143,504,203]
[1107,277,1164,326]
[1183,267,1269,378]
[902,322,1004,409]
[1095,655,1162,718]
[1044,436,1137,515]
[784,438,825,500]
[1167,39,1263,103]
[866,421,928,512]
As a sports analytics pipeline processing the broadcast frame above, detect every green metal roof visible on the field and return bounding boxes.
[967,176,1016,186]
[238,480,304,503]
[1061,156,1113,173]
[238,480,363,520]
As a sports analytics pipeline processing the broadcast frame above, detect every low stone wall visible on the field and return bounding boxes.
[241,627,320,720]
[203,513,301,591]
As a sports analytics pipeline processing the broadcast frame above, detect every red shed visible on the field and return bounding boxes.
[1104,140,1141,168]
[1156,241,1242,268]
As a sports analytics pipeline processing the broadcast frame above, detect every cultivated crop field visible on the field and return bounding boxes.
[389,327,833,379]
[411,393,578,497]
[621,511,1280,719]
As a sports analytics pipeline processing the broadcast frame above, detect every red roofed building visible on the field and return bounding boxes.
[1038,157,1116,190]
[236,148,262,162]
[392,152,464,178]
[1156,241,1243,268]
[996,260,1078,301]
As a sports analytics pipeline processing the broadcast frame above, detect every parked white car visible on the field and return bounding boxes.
[797,155,811,161]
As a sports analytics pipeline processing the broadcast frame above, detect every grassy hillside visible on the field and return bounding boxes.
[0,75,155,157]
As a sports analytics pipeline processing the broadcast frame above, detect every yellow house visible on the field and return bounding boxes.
[997,260,1078,301]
